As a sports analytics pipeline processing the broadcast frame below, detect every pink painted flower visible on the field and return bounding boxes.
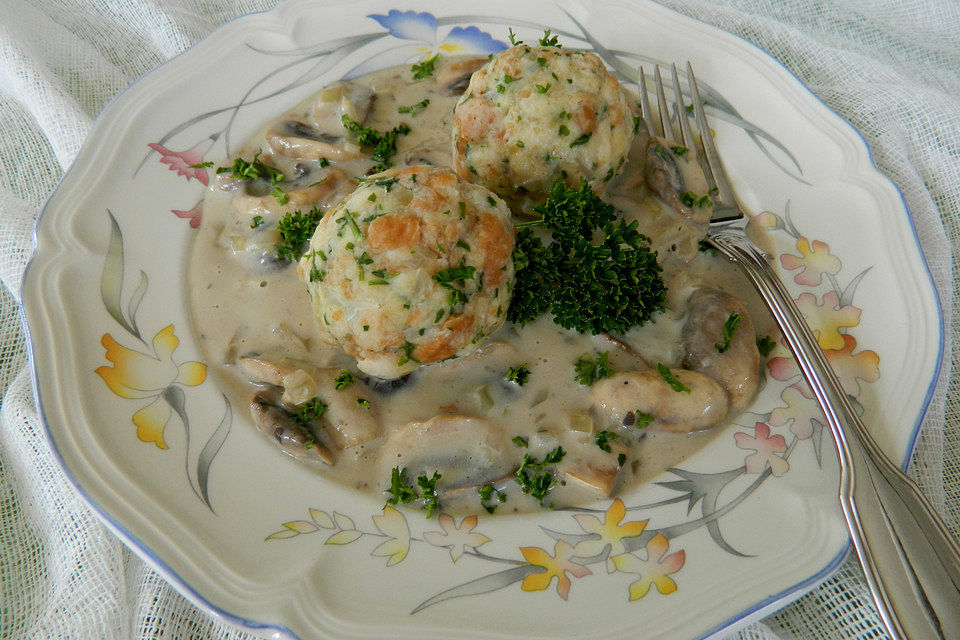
[172,202,202,229]
[768,334,879,397]
[735,422,789,476]
[520,540,591,600]
[610,534,685,600]
[148,139,213,185]
[746,211,783,233]
[780,237,841,286]
[795,291,861,350]
[769,385,824,439]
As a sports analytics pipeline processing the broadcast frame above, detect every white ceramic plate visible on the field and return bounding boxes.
[22,1,943,639]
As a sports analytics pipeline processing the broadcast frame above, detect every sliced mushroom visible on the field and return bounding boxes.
[377,415,517,492]
[644,136,712,224]
[596,333,651,371]
[403,145,453,167]
[267,120,364,162]
[682,288,760,409]
[239,356,381,450]
[558,438,629,496]
[230,167,353,219]
[436,57,487,96]
[250,388,335,465]
[590,368,728,434]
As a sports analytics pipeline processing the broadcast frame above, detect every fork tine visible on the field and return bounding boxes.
[670,63,697,158]
[653,65,672,139]
[637,66,657,137]
[686,61,735,206]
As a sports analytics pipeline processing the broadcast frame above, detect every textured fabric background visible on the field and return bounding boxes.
[1,1,957,638]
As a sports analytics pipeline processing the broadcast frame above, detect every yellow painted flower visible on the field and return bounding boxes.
[520,540,591,600]
[780,237,841,286]
[611,533,686,600]
[795,291,861,350]
[371,506,411,566]
[95,325,206,449]
[572,499,648,572]
[423,513,491,562]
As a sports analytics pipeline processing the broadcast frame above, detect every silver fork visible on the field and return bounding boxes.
[640,62,960,640]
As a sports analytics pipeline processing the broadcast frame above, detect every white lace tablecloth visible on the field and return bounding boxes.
[1,1,958,638]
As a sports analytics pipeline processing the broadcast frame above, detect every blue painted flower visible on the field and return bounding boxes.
[368,10,507,56]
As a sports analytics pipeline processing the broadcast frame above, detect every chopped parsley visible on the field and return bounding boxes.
[507,180,666,334]
[714,312,742,353]
[595,430,618,453]
[398,98,430,114]
[681,191,713,208]
[417,472,442,518]
[634,411,654,429]
[333,369,354,390]
[514,446,566,505]
[535,83,551,93]
[657,364,690,393]
[216,150,284,184]
[569,132,592,147]
[757,335,777,357]
[356,398,371,409]
[290,397,327,425]
[558,124,570,136]
[573,351,613,386]
[410,54,438,79]
[250,215,264,229]
[275,206,324,262]
[508,28,522,46]
[539,29,561,47]
[505,364,531,386]
[271,186,288,205]
[189,161,214,168]
[385,467,418,505]
[341,115,411,172]
[478,484,507,514]
[432,263,476,307]
[671,145,689,157]
[512,435,529,448]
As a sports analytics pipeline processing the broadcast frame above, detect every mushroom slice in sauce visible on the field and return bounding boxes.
[267,120,364,162]
[311,81,375,127]
[682,288,760,410]
[230,167,353,220]
[378,415,516,492]
[435,57,488,96]
[590,368,729,434]
[558,437,629,496]
[250,388,336,465]
[239,357,381,450]
[644,136,713,224]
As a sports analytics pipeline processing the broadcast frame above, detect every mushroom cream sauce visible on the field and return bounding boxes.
[188,54,775,514]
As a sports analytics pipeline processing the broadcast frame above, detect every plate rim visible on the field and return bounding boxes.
[19,0,945,638]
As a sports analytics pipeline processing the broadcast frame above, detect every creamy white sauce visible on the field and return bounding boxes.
[187,56,775,514]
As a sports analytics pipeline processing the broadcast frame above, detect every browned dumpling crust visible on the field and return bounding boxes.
[299,165,516,378]
[452,44,634,208]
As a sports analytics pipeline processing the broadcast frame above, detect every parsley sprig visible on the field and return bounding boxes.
[573,351,613,386]
[507,180,666,334]
[505,364,531,386]
[515,446,566,504]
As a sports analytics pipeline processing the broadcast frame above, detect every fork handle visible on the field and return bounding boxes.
[709,228,960,640]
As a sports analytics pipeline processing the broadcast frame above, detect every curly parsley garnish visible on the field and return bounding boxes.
[384,467,441,517]
[505,365,530,386]
[417,472,442,518]
[275,206,324,262]
[573,351,613,386]
[507,180,666,334]
[341,115,411,172]
[657,364,690,393]
[714,312,742,353]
